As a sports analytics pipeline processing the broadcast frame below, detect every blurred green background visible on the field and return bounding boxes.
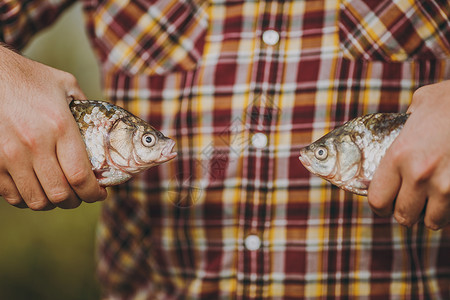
[0,3,104,299]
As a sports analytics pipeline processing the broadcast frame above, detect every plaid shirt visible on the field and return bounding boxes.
[2,0,450,299]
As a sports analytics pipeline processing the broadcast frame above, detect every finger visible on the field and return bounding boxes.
[33,154,82,209]
[423,164,450,230]
[56,118,107,203]
[0,141,56,210]
[0,173,25,207]
[406,103,416,114]
[406,85,428,114]
[423,195,450,231]
[368,155,402,216]
[8,165,56,211]
[392,180,427,227]
[62,72,87,102]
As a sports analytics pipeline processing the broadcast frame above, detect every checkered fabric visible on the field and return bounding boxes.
[2,0,450,299]
[0,0,75,49]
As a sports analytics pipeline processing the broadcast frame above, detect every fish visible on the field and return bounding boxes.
[70,100,177,186]
[298,113,409,196]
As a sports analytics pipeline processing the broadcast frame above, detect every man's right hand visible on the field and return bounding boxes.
[0,45,107,210]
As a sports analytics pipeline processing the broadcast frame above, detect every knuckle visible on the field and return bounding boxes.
[5,196,23,206]
[1,142,22,161]
[67,167,91,188]
[409,160,436,185]
[0,182,12,196]
[1,124,59,155]
[13,126,46,152]
[47,189,72,204]
[0,180,23,206]
[394,212,415,228]
[368,198,384,212]
[432,179,450,197]
[436,187,450,199]
[424,219,444,231]
[425,211,448,231]
[46,115,68,136]
[368,196,392,216]
[389,144,405,163]
[389,143,437,187]
[27,198,50,211]
[19,131,39,150]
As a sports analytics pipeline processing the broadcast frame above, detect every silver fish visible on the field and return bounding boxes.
[70,100,177,186]
[298,113,409,196]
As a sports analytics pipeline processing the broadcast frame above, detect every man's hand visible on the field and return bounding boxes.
[368,80,450,230]
[0,45,107,210]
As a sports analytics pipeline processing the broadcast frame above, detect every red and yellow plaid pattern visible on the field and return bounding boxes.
[340,0,450,61]
[2,0,450,299]
[0,0,75,49]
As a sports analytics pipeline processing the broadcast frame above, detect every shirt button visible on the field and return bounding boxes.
[252,133,268,149]
[245,235,261,251]
[262,29,280,46]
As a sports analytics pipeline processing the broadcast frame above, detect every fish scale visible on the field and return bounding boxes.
[70,100,177,186]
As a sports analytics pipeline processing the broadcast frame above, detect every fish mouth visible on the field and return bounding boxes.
[161,139,177,161]
[298,148,311,167]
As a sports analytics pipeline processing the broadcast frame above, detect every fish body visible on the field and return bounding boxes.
[298,113,409,195]
[70,100,177,186]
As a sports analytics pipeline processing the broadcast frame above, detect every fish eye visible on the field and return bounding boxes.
[314,146,328,161]
[142,133,156,147]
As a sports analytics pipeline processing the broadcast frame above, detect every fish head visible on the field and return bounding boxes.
[107,117,177,173]
[299,129,365,194]
[132,126,178,166]
[299,136,338,179]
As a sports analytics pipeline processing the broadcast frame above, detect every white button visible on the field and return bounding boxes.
[245,235,261,251]
[262,30,280,46]
[252,133,268,149]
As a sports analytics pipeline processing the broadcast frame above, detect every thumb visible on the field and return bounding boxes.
[61,72,88,103]
[406,84,430,114]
